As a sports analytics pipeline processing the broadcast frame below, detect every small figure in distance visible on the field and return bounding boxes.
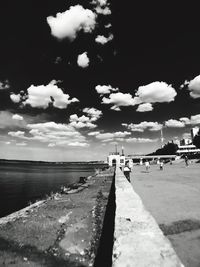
[184,155,189,167]
[170,159,172,165]
[160,160,164,170]
[124,165,131,182]
[145,160,150,172]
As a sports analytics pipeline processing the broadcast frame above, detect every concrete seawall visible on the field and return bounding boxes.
[112,167,184,267]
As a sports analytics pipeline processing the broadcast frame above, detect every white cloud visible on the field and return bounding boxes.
[135,81,177,103]
[0,111,26,129]
[190,114,200,125]
[95,6,111,15]
[5,141,11,145]
[82,107,102,121]
[180,80,189,89]
[23,80,79,109]
[165,119,185,128]
[47,5,96,41]
[48,143,56,147]
[95,85,118,95]
[122,121,162,132]
[77,52,90,68]
[95,34,113,45]
[126,138,158,143]
[12,114,24,121]
[88,131,100,136]
[136,103,153,112]
[8,131,25,138]
[16,142,27,146]
[8,121,88,147]
[92,0,111,15]
[68,141,89,147]
[0,80,10,90]
[95,131,131,142]
[69,114,96,129]
[10,94,21,103]
[188,75,200,98]
[102,92,139,110]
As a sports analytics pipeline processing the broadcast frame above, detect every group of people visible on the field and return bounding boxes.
[144,159,164,171]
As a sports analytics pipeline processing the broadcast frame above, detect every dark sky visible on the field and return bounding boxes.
[0,1,200,161]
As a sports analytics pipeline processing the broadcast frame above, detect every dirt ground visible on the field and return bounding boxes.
[130,160,200,267]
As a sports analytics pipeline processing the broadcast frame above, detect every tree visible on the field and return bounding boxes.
[150,142,178,155]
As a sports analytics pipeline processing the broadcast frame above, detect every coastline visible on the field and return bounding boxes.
[0,167,114,266]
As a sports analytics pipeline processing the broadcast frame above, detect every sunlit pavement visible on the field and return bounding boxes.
[130,161,200,267]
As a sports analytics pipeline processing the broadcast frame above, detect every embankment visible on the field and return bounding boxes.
[0,167,114,267]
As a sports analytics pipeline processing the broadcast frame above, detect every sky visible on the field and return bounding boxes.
[0,1,200,161]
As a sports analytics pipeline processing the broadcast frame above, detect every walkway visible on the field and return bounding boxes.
[130,161,200,267]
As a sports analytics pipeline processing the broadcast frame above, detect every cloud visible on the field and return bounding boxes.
[82,107,102,121]
[92,0,111,15]
[122,121,162,132]
[10,93,21,103]
[77,52,90,68]
[69,114,97,129]
[0,80,10,90]
[136,103,153,112]
[167,114,200,127]
[95,85,118,95]
[26,122,88,147]
[22,80,79,109]
[188,75,200,98]
[7,121,88,148]
[190,114,200,125]
[135,81,177,103]
[165,119,185,128]
[95,6,111,15]
[0,111,26,129]
[102,92,139,110]
[16,142,27,146]
[12,114,24,121]
[8,131,25,138]
[126,138,158,143]
[95,34,113,45]
[95,131,131,142]
[47,5,96,41]
[87,131,100,136]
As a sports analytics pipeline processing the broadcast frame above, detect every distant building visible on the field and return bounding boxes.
[176,144,200,156]
[107,146,126,167]
[180,138,192,146]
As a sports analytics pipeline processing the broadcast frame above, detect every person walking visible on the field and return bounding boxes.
[185,155,189,166]
[159,160,164,170]
[145,160,150,172]
[124,165,131,182]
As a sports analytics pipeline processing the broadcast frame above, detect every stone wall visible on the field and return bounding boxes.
[112,167,184,267]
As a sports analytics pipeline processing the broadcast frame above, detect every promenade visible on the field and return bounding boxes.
[130,161,200,267]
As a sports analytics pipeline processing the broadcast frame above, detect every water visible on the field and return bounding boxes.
[0,160,107,218]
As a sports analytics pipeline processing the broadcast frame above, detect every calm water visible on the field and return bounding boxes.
[0,161,106,218]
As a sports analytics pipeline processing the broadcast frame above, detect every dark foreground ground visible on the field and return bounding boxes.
[131,160,200,267]
[0,168,114,267]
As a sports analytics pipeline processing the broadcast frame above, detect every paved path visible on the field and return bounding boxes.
[130,161,200,267]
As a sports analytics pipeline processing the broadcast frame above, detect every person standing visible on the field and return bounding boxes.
[185,155,189,166]
[145,160,150,172]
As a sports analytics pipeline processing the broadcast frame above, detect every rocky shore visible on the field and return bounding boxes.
[0,167,114,267]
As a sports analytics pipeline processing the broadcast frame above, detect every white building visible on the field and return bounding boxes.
[176,144,200,155]
[191,127,199,140]
[107,146,126,167]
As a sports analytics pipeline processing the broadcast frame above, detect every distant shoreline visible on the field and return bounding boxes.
[0,158,107,165]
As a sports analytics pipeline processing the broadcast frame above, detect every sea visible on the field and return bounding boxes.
[0,160,107,218]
